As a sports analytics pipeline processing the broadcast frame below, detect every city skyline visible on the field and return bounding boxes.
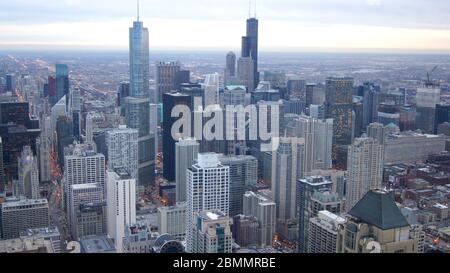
[1,0,450,257]
[1,0,450,53]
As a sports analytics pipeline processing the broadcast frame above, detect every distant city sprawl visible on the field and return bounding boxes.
[1,0,450,262]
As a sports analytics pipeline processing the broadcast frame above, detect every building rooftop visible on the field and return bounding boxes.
[349,189,410,230]
[19,226,60,238]
[2,198,48,208]
[79,235,115,253]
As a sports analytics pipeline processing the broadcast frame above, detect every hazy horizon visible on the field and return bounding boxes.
[2,0,450,53]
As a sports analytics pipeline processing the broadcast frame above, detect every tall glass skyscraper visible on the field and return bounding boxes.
[241,17,259,89]
[126,8,155,187]
[55,64,69,107]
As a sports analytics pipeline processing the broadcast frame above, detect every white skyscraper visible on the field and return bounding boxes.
[186,153,230,253]
[346,137,384,210]
[175,138,199,202]
[308,210,346,253]
[286,115,333,173]
[64,144,106,235]
[243,190,276,247]
[106,168,136,253]
[158,202,186,240]
[17,146,40,199]
[271,137,304,221]
[85,112,105,144]
[106,125,139,183]
[203,73,221,106]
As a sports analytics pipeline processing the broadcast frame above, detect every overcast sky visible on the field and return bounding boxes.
[1,0,450,52]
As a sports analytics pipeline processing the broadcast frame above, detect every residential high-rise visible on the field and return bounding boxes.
[286,115,333,172]
[17,146,40,199]
[106,125,138,184]
[367,122,386,145]
[241,16,259,88]
[271,137,304,223]
[106,168,136,253]
[224,52,237,85]
[157,202,186,240]
[1,198,49,239]
[191,210,233,253]
[296,176,334,253]
[129,15,149,99]
[243,190,276,247]
[346,138,384,210]
[186,153,230,252]
[324,77,354,164]
[175,138,199,202]
[203,73,221,106]
[308,210,345,253]
[219,155,258,216]
[237,57,255,92]
[127,13,155,186]
[162,92,192,182]
[156,61,181,103]
[416,86,441,134]
[64,144,106,237]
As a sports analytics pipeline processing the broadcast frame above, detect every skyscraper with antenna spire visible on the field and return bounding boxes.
[241,1,259,89]
[125,0,156,188]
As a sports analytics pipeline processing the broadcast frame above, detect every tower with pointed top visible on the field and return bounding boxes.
[126,1,156,187]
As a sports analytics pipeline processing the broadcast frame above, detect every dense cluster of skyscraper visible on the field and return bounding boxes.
[1,3,450,254]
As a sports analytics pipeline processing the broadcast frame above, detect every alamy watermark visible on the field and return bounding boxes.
[170,97,280,151]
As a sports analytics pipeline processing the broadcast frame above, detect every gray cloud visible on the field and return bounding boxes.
[1,0,450,29]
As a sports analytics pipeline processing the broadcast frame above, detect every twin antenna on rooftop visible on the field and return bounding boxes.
[135,0,257,21]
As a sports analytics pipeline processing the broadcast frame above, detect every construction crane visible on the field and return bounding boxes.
[426,65,438,87]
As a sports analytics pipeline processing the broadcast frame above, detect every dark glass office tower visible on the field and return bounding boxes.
[241,17,259,89]
[56,64,69,107]
[361,82,380,129]
[173,70,190,91]
[162,92,192,182]
[0,102,41,183]
[435,104,450,134]
[56,115,75,168]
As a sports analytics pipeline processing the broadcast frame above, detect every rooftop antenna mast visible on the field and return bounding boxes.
[137,0,140,21]
[254,0,257,18]
[248,0,251,18]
